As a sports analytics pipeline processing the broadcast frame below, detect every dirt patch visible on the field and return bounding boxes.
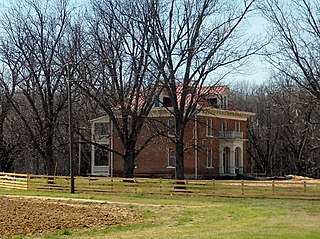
[0,197,140,238]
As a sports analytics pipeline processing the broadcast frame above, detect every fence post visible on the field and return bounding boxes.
[241,180,244,196]
[272,180,275,195]
[304,181,307,193]
[213,179,215,197]
[111,177,114,192]
[159,178,162,195]
[186,179,188,193]
[134,178,137,194]
[27,174,29,191]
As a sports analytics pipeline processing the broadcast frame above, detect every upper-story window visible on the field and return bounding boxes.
[222,96,228,109]
[95,147,109,166]
[206,97,218,107]
[221,120,228,132]
[235,122,241,132]
[94,122,109,142]
[153,97,161,108]
[206,119,213,137]
[167,118,175,137]
[163,97,172,107]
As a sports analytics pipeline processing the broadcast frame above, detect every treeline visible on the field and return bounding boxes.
[240,0,320,178]
[232,79,320,178]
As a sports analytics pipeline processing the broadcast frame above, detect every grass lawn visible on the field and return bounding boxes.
[1,189,320,239]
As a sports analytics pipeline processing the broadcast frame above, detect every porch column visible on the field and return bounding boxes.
[219,150,224,175]
[110,120,114,177]
[91,122,95,175]
[239,148,244,174]
[230,148,235,175]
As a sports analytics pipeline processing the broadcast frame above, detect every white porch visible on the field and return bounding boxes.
[219,140,244,176]
[90,116,113,176]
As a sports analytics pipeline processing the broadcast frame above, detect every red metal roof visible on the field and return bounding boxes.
[133,85,229,109]
[162,85,229,107]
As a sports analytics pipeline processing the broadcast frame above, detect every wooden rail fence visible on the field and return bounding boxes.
[0,172,28,190]
[1,173,320,200]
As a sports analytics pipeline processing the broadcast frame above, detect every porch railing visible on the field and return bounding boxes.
[219,131,243,139]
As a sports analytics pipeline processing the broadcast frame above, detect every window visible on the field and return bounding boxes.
[167,148,175,168]
[153,99,161,108]
[95,147,109,166]
[221,120,228,131]
[94,122,109,142]
[95,123,108,136]
[163,97,172,107]
[206,148,213,168]
[206,119,213,137]
[207,97,218,107]
[235,122,241,132]
[167,118,175,136]
[222,96,227,109]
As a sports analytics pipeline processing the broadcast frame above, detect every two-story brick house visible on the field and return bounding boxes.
[90,85,254,179]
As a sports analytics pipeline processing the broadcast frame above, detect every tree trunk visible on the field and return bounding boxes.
[175,138,184,179]
[0,116,5,171]
[44,146,55,176]
[44,127,55,176]
[0,115,11,172]
[123,148,136,178]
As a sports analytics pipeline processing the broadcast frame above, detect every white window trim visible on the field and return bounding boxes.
[206,148,213,168]
[167,148,175,168]
[94,147,109,167]
[235,122,241,132]
[222,96,227,109]
[206,119,213,137]
[221,120,228,132]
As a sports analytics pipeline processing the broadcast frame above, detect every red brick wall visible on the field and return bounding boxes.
[109,114,249,178]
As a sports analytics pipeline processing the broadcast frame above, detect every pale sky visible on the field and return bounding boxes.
[224,13,271,86]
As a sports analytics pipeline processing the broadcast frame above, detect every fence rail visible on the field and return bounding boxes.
[0,172,28,190]
[1,173,320,200]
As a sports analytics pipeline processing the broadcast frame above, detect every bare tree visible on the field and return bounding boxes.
[0,67,18,172]
[149,0,258,179]
[80,0,162,177]
[258,0,320,177]
[261,0,320,101]
[234,77,320,178]
[0,0,72,175]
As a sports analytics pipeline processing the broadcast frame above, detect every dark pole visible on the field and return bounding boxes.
[68,67,75,193]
